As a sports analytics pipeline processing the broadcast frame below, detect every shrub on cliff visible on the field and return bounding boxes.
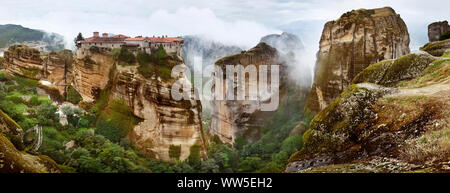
[96,99,140,142]
[112,47,136,65]
[37,101,59,126]
[439,31,450,41]
[136,47,174,81]
[187,144,202,167]
[169,145,182,161]
[66,85,82,104]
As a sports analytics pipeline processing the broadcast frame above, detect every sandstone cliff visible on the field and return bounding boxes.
[428,21,449,42]
[0,110,60,173]
[72,48,114,102]
[306,7,410,113]
[3,45,73,97]
[286,51,449,173]
[73,49,207,161]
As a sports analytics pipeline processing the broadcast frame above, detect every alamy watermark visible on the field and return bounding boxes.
[170,56,280,111]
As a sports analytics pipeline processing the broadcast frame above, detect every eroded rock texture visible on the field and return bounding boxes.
[3,45,73,96]
[428,21,449,42]
[72,49,114,102]
[73,49,206,161]
[111,70,206,161]
[306,7,410,113]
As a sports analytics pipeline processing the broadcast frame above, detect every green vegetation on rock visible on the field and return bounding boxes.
[439,30,450,41]
[112,47,136,65]
[66,85,83,104]
[137,45,179,81]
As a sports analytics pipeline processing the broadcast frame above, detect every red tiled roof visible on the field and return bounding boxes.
[81,33,183,43]
[124,37,146,41]
[112,34,130,38]
[82,34,129,43]
[124,36,183,43]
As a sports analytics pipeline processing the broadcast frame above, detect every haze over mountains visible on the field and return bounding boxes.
[0,24,65,56]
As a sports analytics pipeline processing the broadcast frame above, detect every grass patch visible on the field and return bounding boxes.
[397,59,450,88]
[442,51,450,57]
[400,127,450,163]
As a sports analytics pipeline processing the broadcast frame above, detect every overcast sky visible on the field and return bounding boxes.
[0,0,448,50]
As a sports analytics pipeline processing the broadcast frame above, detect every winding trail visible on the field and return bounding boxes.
[32,125,42,152]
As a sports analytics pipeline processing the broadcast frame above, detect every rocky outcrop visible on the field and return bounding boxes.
[73,49,206,161]
[286,52,449,173]
[111,70,206,161]
[210,42,287,144]
[306,7,410,113]
[428,21,449,42]
[3,45,44,79]
[3,45,73,96]
[420,39,450,57]
[0,110,60,173]
[72,49,114,102]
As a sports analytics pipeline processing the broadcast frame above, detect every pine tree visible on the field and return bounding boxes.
[74,32,84,44]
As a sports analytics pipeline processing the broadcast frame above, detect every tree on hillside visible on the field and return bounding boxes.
[74,33,84,44]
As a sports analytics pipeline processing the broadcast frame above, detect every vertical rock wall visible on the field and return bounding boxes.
[306,7,410,113]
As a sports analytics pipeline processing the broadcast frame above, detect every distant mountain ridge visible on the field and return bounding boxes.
[0,24,65,54]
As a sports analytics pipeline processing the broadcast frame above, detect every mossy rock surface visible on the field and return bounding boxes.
[420,39,450,57]
[0,110,60,173]
[0,109,24,150]
[0,133,60,173]
[352,53,436,86]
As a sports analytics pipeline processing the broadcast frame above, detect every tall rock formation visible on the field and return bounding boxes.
[306,7,410,113]
[209,42,288,144]
[428,21,449,42]
[73,49,207,161]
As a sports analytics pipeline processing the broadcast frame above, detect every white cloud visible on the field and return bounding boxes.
[0,0,448,53]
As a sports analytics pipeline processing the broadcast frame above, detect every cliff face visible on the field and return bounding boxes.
[210,42,286,144]
[111,70,206,161]
[306,7,410,113]
[286,51,449,173]
[3,45,72,96]
[0,110,60,173]
[73,50,206,161]
[428,21,449,42]
[72,50,114,102]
